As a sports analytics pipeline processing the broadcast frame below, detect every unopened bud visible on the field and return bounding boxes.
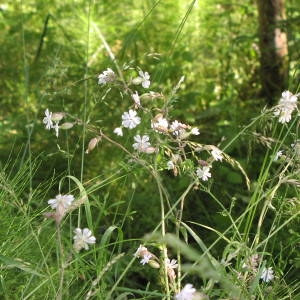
[51,112,65,122]
[140,92,162,101]
[60,122,74,130]
[198,160,209,166]
[86,137,101,154]
[144,147,156,154]
[148,260,160,269]
[178,132,190,140]
[132,77,143,85]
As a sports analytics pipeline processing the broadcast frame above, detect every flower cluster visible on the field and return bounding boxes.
[42,109,73,137]
[95,67,226,183]
[134,245,160,268]
[46,193,96,252]
[273,90,298,123]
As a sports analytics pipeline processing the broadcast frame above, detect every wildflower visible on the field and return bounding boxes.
[48,194,74,210]
[274,90,298,123]
[122,109,141,129]
[191,128,200,135]
[132,135,151,152]
[260,266,274,282]
[140,253,152,265]
[167,160,175,170]
[196,166,211,181]
[46,194,74,224]
[211,148,223,161]
[166,258,178,269]
[152,115,169,133]
[73,228,96,252]
[43,109,53,130]
[166,258,178,281]
[134,245,160,268]
[170,120,188,137]
[134,245,148,258]
[274,150,283,161]
[175,284,196,300]
[138,70,151,88]
[132,91,141,107]
[113,127,123,136]
[98,68,116,85]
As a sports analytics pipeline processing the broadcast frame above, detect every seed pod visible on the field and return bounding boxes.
[85,137,101,154]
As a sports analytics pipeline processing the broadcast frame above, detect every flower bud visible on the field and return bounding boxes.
[51,112,65,122]
[60,122,74,130]
[144,147,156,154]
[148,260,160,269]
[85,137,101,154]
[132,77,143,85]
[198,160,209,166]
[140,92,162,101]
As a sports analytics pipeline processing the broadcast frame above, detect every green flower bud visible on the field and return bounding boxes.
[60,122,74,130]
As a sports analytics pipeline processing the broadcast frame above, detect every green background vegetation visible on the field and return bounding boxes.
[0,0,299,299]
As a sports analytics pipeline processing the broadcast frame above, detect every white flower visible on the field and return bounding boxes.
[132,91,141,107]
[133,135,151,152]
[196,166,211,181]
[175,284,196,300]
[73,228,96,252]
[274,90,298,123]
[152,116,169,133]
[211,148,223,161]
[113,127,123,136]
[122,109,141,129]
[138,70,151,88]
[274,150,283,161]
[167,161,175,170]
[190,128,200,135]
[140,253,152,265]
[48,194,74,210]
[134,245,148,258]
[43,109,53,130]
[166,258,178,269]
[98,68,116,85]
[170,120,187,137]
[260,267,274,282]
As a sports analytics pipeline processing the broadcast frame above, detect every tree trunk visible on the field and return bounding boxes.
[257,0,288,105]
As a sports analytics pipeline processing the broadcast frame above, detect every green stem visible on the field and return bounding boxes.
[56,224,64,300]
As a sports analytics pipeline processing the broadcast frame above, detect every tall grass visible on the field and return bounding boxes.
[1,1,300,299]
